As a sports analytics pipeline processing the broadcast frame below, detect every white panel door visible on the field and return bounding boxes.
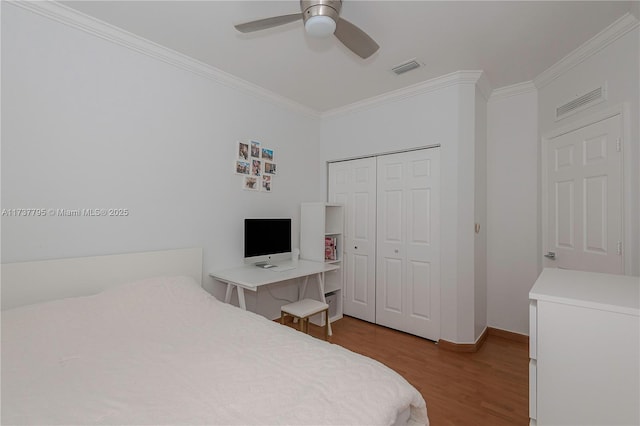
[546,115,623,274]
[328,158,377,322]
[376,149,440,340]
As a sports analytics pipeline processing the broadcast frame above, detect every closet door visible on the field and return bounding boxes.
[328,158,377,323]
[376,149,440,340]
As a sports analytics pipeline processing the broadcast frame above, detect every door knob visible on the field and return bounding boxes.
[544,251,556,260]
[394,249,399,253]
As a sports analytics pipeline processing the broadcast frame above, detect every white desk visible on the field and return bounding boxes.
[209,260,340,334]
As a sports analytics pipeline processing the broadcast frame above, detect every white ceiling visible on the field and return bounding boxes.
[60,1,636,113]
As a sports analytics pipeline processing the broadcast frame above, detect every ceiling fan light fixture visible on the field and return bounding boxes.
[235,0,379,59]
[304,15,336,38]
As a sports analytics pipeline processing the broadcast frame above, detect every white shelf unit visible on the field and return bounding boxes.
[300,202,344,325]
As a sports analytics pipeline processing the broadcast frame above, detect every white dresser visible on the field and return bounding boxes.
[529,268,639,425]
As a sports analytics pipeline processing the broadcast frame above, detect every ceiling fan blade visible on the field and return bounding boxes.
[234,13,303,33]
[334,17,379,59]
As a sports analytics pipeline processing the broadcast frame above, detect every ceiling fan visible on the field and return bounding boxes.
[234,0,379,59]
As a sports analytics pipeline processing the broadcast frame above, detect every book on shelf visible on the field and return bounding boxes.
[324,236,337,261]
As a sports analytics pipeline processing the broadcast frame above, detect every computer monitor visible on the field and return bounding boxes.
[244,218,292,265]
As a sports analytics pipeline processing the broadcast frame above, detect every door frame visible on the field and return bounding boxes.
[541,103,630,274]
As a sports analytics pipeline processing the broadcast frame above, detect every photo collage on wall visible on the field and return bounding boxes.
[235,140,276,192]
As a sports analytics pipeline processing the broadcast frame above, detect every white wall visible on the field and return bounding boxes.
[320,78,485,344]
[1,3,322,318]
[486,86,539,335]
[538,26,640,277]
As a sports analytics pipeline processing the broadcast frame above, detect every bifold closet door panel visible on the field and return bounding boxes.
[375,149,441,341]
[328,157,377,323]
[328,148,441,340]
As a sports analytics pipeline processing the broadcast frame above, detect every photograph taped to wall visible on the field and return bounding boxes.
[261,148,274,161]
[264,161,276,175]
[235,160,250,175]
[262,175,272,192]
[238,142,249,160]
[250,141,260,158]
[252,159,261,176]
[243,176,258,191]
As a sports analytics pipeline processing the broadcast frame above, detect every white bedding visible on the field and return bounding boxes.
[2,276,428,425]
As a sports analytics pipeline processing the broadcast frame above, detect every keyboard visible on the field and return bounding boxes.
[270,265,296,272]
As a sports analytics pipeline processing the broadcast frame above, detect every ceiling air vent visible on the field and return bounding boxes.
[392,59,421,75]
[556,85,606,120]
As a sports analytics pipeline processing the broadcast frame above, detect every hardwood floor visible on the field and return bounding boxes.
[283,315,529,425]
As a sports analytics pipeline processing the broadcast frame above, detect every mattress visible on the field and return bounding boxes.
[1,276,428,425]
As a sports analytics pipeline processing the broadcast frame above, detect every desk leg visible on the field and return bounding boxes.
[317,272,332,336]
[224,283,234,304]
[224,283,247,310]
[237,287,247,310]
[300,276,309,300]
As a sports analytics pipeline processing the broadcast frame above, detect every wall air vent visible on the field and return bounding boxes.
[556,84,606,120]
[391,59,421,75]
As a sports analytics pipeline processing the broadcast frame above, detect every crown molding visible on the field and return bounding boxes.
[9,0,321,119]
[322,70,484,118]
[534,12,639,89]
[489,81,537,102]
[475,72,493,102]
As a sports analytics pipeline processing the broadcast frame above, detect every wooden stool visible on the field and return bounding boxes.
[280,298,330,341]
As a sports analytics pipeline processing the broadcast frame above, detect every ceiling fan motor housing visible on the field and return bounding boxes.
[301,0,341,24]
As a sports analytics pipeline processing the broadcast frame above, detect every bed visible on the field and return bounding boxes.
[1,248,428,425]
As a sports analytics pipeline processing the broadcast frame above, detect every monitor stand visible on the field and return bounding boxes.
[255,262,275,269]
